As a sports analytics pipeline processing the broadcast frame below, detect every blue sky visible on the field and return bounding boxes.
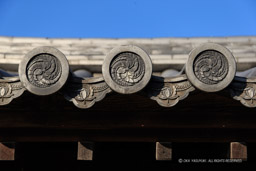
[0,0,255,38]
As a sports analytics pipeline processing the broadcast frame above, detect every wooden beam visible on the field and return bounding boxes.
[156,142,172,160]
[77,141,94,160]
[0,142,15,160]
[230,142,247,161]
[0,91,256,142]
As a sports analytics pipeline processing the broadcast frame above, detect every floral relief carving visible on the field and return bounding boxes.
[63,77,112,109]
[0,79,25,105]
[230,78,256,108]
[146,76,195,107]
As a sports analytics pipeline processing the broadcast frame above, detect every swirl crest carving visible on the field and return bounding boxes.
[26,54,62,88]
[110,52,145,87]
[0,79,25,106]
[193,50,228,85]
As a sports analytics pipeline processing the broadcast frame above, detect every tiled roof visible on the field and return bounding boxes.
[0,36,255,72]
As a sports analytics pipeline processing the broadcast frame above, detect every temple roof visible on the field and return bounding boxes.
[0,37,256,143]
[0,36,256,73]
[0,40,255,109]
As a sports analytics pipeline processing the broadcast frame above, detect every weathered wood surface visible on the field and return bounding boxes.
[155,142,172,160]
[77,141,94,160]
[0,142,15,160]
[230,142,247,160]
[0,89,255,142]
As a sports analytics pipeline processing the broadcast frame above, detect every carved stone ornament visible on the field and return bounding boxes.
[0,77,25,105]
[0,44,254,109]
[146,75,195,107]
[186,43,236,92]
[230,76,256,108]
[102,45,152,94]
[19,46,69,95]
[63,76,112,109]
[110,52,145,87]
[194,50,229,85]
[27,54,61,88]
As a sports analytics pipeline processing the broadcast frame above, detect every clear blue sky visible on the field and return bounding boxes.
[0,0,255,38]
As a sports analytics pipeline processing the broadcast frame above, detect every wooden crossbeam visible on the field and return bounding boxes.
[77,141,94,160]
[156,142,172,160]
[0,142,15,160]
[230,142,247,161]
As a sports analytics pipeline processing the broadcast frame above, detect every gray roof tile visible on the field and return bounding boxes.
[0,36,255,72]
